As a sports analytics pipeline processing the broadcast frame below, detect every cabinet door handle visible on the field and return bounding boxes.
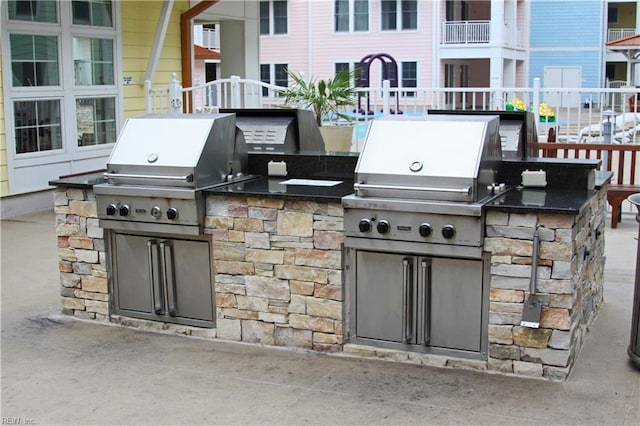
[402,258,413,344]
[160,241,177,316]
[421,259,431,346]
[147,240,163,314]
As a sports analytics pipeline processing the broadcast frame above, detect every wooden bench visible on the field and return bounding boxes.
[537,142,640,228]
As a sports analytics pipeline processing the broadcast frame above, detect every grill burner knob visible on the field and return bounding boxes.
[119,205,130,216]
[150,206,162,219]
[106,204,117,216]
[358,219,372,233]
[167,208,178,220]
[442,225,456,239]
[419,223,432,237]
[377,220,390,234]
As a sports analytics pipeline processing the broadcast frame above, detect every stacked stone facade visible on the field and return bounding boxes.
[53,187,109,321]
[205,195,345,352]
[52,184,607,381]
[484,187,606,380]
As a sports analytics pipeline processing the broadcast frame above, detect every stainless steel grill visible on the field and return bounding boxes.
[95,113,248,235]
[94,113,250,328]
[343,114,505,359]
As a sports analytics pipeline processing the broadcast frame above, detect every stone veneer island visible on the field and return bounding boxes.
[51,157,607,382]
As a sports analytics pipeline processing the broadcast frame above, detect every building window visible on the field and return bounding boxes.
[381,0,417,31]
[335,0,369,32]
[14,99,63,154]
[260,0,288,35]
[274,63,288,87]
[401,61,417,97]
[10,34,60,87]
[76,97,116,146]
[260,63,288,96]
[73,37,114,85]
[8,0,57,23]
[72,0,113,27]
[608,6,619,24]
[4,0,117,161]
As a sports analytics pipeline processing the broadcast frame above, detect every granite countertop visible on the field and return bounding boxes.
[49,171,106,188]
[486,171,612,215]
[205,175,355,203]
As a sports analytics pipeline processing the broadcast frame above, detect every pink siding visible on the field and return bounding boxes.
[260,0,434,88]
[260,0,527,91]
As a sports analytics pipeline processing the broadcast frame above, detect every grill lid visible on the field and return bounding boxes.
[104,113,245,188]
[354,115,502,202]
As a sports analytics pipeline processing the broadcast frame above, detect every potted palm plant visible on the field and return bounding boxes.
[280,69,356,151]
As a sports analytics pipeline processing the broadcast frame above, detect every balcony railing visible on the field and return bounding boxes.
[608,28,636,42]
[194,27,220,50]
[442,21,490,44]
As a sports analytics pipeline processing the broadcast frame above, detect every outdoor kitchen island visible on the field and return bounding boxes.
[50,121,608,383]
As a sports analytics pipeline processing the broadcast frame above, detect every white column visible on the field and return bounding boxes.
[490,0,505,45]
[490,57,504,109]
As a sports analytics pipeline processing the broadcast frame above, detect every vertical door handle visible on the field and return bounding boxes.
[420,259,431,346]
[402,258,413,344]
[160,241,177,316]
[147,240,163,314]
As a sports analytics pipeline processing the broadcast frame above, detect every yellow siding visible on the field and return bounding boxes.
[0,61,7,197]
[121,0,188,119]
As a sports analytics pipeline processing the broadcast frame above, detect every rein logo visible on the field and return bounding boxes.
[2,418,35,425]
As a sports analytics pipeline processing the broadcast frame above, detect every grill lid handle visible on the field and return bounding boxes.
[103,172,194,183]
[353,182,472,196]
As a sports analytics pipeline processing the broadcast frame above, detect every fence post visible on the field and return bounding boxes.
[144,80,152,114]
[168,73,183,114]
[382,80,390,115]
[533,77,541,135]
[231,75,241,108]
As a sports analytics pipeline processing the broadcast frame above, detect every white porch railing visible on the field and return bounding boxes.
[145,74,640,150]
[607,28,636,42]
[442,21,491,44]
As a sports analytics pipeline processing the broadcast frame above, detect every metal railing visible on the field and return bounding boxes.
[145,74,640,150]
[442,21,491,44]
[194,27,220,50]
[607,28,636,42]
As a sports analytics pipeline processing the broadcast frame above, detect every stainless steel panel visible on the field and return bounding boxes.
[112,234,155,313]
[353,115,502,202]
[429,257,484,352]
[105,114,241,189]
[342,194,483,216]
[100,219,202,236]
[345,246,488,356]
[167,239,214,321]
[344,209,484,246]
[109,231,215,327]
[344,237,483,259]
[355,251,407,343]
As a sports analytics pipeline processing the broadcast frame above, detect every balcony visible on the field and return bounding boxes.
[194,26,220,50]
[442,21,490,44]
[608,28,636,43]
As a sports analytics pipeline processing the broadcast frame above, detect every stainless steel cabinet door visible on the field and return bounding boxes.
[356,251,413,343]
[430,257,483,352]
[112,233,215,326]
[113,234,155,314]
[162,239,213,322]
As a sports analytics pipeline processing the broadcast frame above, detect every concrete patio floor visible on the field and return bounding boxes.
[1,210,639,425]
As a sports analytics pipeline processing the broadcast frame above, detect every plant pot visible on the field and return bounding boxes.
[320,126,353,151]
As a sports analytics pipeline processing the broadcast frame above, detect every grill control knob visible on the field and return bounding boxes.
[150,206,162,219]
[419,223,432,237]
[167,208,178,220]
[119,204,130,217]
[377,220,390,234]
[106,204,117,216]
[358,219,372,233]
[442,225,456,239]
